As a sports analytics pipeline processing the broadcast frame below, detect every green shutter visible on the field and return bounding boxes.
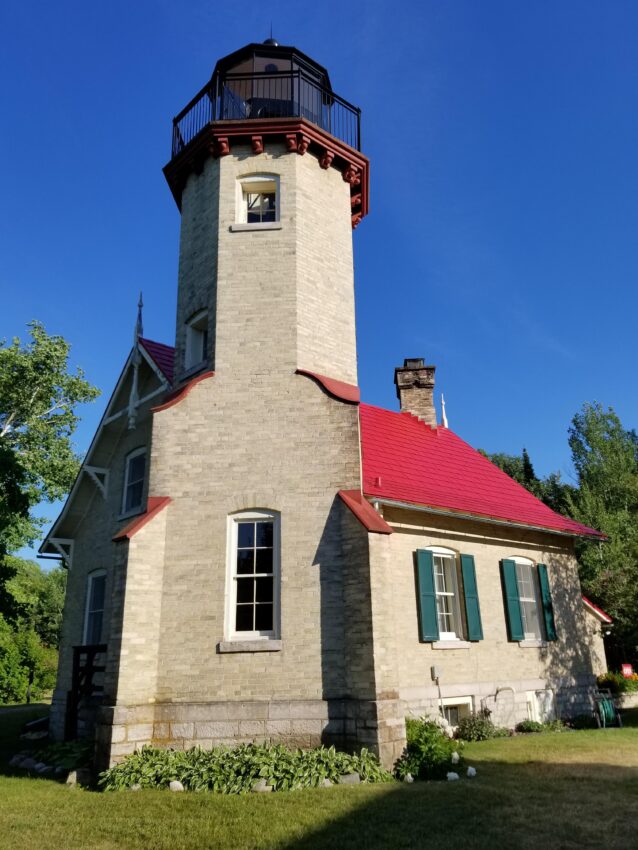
[416,550,439,642]
[501,559,524,641]
[537,563,557,641]
[460,555,483,641]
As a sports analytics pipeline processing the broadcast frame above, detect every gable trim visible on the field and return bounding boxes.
[582,595,613,624]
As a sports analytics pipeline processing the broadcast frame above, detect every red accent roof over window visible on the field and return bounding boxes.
[152,371,215,412]
[338,489,393,534]
[582,595,613,623]
[113,497,172,542]
[359,404,604,539]
[139,338,175,384]
[296,369,360,404]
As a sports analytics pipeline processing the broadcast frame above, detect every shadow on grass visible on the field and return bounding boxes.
[271,757,638,850]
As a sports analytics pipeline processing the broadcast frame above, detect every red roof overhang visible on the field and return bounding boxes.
[113,497,172,542]
[296,369,360,404]
[338,490,393,534]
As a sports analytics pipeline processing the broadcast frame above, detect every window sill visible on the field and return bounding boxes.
[229,222,282,232]
[217,640,282,654]
[179,361,207,382]
[518,639,547,648]
[117,508,145,522]
[432,641,472,650]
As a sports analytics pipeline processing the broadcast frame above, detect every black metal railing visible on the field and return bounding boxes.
[171,69,361,157]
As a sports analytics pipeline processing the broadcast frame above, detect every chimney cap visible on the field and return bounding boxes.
[402,358,425,370]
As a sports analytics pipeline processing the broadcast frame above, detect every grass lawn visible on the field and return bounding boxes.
[1,707,637,850]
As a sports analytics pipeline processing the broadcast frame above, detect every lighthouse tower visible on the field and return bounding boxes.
[46,38,410,769]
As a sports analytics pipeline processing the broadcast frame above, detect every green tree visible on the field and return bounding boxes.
[0,320,99,551]
[479,447,574,514]
[2,555,66,648]
[566,403,638,663]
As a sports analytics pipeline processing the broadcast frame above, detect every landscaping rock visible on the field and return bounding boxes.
[130,783,142,791]
[66,770,78,787]
[446,772,460,781]
[9,754,25,767]
[403,773,414,783]
[451,751,460,764]
[467,766,477,778]
[321,778,332,787]
[20,757,37,770]
[169,780,185,792]
[251,778,273,793]
[33,762,47,772]
[38,765,54,775]
[338,773,361,785]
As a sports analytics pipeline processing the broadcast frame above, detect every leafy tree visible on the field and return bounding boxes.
[2,556,66,648]
[0,613,28,702]
[565,403,638,664]
[0,320,99,551]
[478,447,574,514]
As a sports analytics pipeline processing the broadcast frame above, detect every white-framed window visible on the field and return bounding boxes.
[511,557,543,640]
[84,570,107,645]
[122,447,146,515]
[185,309,208,371]
[427,547,464,640]
[226,510,280,640]
[440,696,474,728]
[236,174,280,225]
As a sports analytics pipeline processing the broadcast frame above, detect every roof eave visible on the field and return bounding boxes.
[367,495,605,540]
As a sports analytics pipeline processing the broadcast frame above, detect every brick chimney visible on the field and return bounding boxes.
[394,358,437,426]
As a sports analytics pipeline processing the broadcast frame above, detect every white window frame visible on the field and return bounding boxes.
[511,556,543,640]
[232,173,281,231]
[225,509,281,642]
[440,695,474,728]
[185,309,208,372]
[83,569,107,645]
[427,546,464,641]
[121,447,146,517]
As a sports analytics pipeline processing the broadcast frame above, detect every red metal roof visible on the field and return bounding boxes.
[139,338,175,384]
[113,497,172,542]
[296,369,360,404]
[360,404,603,539]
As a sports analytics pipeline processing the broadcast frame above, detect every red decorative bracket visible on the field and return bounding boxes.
[319,149,334,170]
[352,212,363,229]
[215,137,230,157]
[285,133,298,152]
[297,134,310,155]
[350,193,362,209]
[251,136,264,154]
[342,164,360,185]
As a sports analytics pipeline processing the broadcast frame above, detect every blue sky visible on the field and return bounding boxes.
[2,1,637,561]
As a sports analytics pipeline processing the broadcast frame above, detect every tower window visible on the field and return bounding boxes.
[234,174,280,229]
[185,310,208,371]
[227,510,280,640]
[122,447,146,515]
[84,570,107,645]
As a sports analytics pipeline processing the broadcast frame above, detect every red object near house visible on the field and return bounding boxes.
[622,664,634,678]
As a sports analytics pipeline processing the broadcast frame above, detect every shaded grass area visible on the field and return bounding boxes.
[1,707,638,850]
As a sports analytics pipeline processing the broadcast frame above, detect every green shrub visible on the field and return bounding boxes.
[516,720,544,734]
[0,614,28,702]
[597,672,638,695]
[456,709,504,742]
[543,719,569,733]
[99,744,392,793]
[394,718,462,781]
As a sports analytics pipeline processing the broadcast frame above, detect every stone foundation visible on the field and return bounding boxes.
[95,698,407,771]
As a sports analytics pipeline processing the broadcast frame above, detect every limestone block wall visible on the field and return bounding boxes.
[369,506,598,727]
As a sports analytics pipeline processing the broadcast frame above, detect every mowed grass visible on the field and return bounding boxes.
[1,707,638,850]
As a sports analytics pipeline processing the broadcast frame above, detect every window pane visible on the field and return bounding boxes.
[256,576,273,603]
[125,481,143,512]
[255,548,273,574]
[91,575,106,611]
[255,604,273,631]
[129,454,146,482]
[237,523,254,548]
[236,549,254,575]
[235,605,253,632]
[256,522,273,548]
[262,193,276,222]
[236,578,254,604]
[87,610,103,645]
